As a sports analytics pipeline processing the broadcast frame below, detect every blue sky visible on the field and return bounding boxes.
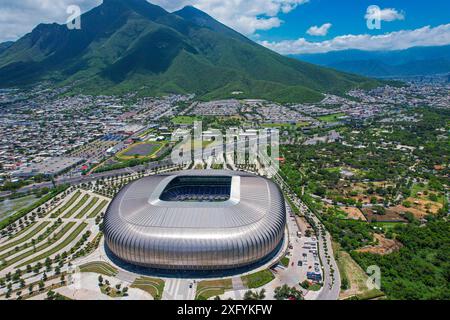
[1,0,450,54]
[255,0,450,42]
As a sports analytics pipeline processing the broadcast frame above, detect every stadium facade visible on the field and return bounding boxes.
[103,170,286,271]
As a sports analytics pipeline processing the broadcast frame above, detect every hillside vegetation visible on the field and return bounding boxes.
[0,0,379,102]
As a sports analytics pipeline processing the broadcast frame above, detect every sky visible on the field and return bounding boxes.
[0,0,450,54]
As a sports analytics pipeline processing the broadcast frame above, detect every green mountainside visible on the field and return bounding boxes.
[0,41,14,55]
[0,0,379,102]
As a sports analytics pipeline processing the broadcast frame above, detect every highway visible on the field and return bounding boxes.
[0,158,174,198]
[1,133,270,197]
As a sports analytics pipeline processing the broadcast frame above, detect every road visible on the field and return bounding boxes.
[2,133,272,197]
[259,151,341,300]
[1,135,341,300]
[0,158,175,198]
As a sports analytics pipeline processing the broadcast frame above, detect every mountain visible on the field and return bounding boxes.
[0,0,379,102]
[293,46,450,78]
[0,42,14,55]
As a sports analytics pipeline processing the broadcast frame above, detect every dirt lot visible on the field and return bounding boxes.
[356,233,403,255]
[362,208,407,222]
[350,194,385,205]
[404,197,443,216]
[340,207,367,221]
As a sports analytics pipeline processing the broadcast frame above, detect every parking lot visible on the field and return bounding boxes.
[282,212,323,285]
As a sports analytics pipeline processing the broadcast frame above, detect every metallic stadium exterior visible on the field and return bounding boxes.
[103,170,286,271]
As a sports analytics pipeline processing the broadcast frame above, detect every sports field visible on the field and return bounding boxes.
[317,113,346,122]
[117,142,164,160]
[171,116,199,125]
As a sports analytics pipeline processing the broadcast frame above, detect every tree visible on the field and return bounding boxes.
[47,290,55,300]
[274,284,303,300]
[244,290,256,300]
[341,278,350,290]
[274,285,290,300]
[402,200,412,208]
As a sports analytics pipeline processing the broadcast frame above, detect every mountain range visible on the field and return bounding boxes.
[0,0,378,103]
[293,46,450,78]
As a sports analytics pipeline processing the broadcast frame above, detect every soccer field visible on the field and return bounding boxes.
[117,142,164,160]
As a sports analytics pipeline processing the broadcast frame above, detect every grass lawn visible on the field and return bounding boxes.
[317,113,346,123]
[100,284,127,298]
[410,183,446,204]
[280,256,290,267]
[325,167,342,174]
[195,279,233,300]
[262,123,293,128]
[63,194,90,219]
[0,222,61,260]
[17,222,87,268]
[6,222,37,240]
[285,194,300,215]
[87,200,108,219]
[131,276,165,300]
[410,183,428,197]
[241,269,275,289]
[50,191,81,218]
[296,121,311,127]
[171,116,199,125]
[0,222,75,270]
[262,122,311,128]
[0,221,51,253]
[0,195,43,221]
[79,261,118,276]
[308,283,322,291]
[75,197,98,219]
[333,242,385,300]
[371,221,403,231]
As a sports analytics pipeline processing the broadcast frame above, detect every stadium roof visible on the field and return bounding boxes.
[112,170,276,229]
[104,170,286,270]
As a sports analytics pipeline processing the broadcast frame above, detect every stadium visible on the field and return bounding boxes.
[103,170,286,271]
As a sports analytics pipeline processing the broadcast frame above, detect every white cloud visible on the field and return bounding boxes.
[307,23,332,36]
[365,7,405,22]
[260,24,450,54]
[0,0,309,42]
[153,0,309,35]
[0,0,101,42]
